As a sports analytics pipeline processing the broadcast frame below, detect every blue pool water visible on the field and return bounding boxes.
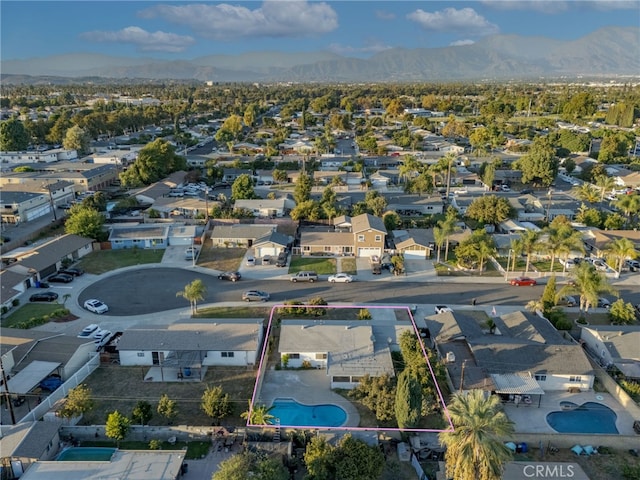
[546,402,619,434]
[270,398,347,427]
[57,447,116,461]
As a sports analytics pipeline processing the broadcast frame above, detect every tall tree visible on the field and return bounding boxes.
[64,205,106,240]
[518,136,558,186]
[395,369,422,429]
[304,436,335,480]
[62,125,90,154]
[105,410,131,447]
[294,172,313,204]
[465,195,514,227]
[557,262,618,313]
[119,138,187,188]
[332,434,385,480]
[604,237,637,275]
[157,394,178,424]
[230,173,257,200]
[439,209,460,263]
[439,390,514,480]
[201,385,232,425]
[513,229,542,274]
[614,194,640,224]
[0,117,30,150]
[176,279,206,314]
[131,400,153,426]
[542,218,584,273]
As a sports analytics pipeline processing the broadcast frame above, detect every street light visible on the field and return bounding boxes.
[505,248,514,282]
[545,189,553,222]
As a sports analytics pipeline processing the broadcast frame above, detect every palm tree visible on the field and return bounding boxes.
[604,237,637,275]
[572,183,600,204]
[474,230,497,273]
[516,229,542,274]
[241,401,275,425]
[176,279,206,314]
[439,211,460,264]
[614,194,640,224]
[433,226,446,263]
[439,390,514,480]
[594,175,616,202]
[542,222,584,273]
[557,262,618,314]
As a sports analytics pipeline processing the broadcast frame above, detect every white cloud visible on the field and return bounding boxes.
[481,1,570,13]
[584,0,640,11]
[450,39,475,46]
[328,41,393,56]
[80,26,195,52]
[139,0,338,39]
[407,7,499,36]
[375,10,396,20]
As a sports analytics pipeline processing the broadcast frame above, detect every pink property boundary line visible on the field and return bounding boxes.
[248,304,455,433]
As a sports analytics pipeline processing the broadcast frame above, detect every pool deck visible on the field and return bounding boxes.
[502,390,637,436]
[258,369,360,429]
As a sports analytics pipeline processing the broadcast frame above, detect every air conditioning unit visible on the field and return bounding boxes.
[446,352,456,363]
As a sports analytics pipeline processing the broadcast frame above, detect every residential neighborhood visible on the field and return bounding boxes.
[1,79,640,480]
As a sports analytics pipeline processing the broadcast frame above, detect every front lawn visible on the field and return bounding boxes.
[2,302,75,328]
[194,306,271,318]
[289,256,337,275]
[197,245,245,271]
[77,249,164,274]
[341,257,358,275]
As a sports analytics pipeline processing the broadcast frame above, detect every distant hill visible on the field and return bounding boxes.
[2,27,638,83]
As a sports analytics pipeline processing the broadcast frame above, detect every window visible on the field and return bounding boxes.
[137,352,145,357]
[332,376,350,383]
[221,352,235,358]
[569,375,581,382]
[315,353,327,360]
[534,374,546,381]
[357,235,365,242]
[303,246,310,251]
[289,353,300,359]
[324,246,331,252]
[375,235,381,242]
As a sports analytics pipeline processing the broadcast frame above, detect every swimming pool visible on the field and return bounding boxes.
[270,398,347,427]
[57,447,116,461]
[546,402,619,434]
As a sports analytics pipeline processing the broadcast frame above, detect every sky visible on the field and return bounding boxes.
[2,0,639,60]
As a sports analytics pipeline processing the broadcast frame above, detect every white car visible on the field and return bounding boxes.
[78,323,99,338]
[84,299,109,314]
[328,273,353,283]
[435,305,454,314]
[246,256,256,266]
[94,330,113,348]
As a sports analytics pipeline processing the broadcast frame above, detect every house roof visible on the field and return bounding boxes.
[583,325,640,361]
[279,320,395,378]
[108,224,169,240]
[9,234,93,272]
[393,229,433,250]
[0,269,29,304]
[117,320,263,352]
[210,224,276,240]
[0,421,63,460]
[134,171,187,200]
[234,199,287,210]
[150,196,216,213]
[254,231,290,247]
[300,231,354,247]
[351,213,387,234]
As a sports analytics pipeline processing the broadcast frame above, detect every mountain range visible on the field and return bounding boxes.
[2,27,638,84]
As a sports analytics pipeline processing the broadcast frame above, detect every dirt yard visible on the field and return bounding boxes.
[197,245,246,272]
[79,365,258,426]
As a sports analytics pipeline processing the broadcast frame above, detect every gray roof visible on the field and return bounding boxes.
[254,230,290,247]
[583,325,640,361]
[300,231,353,247]
[13,234,93,272]
[0,269,29,303]
[0,421,62,459]
[108,224,169,240]
[351,213,387,234]
[211,224,276,240]
[279,320,395,378]
[117,320,263,352]
[0,191,42,204]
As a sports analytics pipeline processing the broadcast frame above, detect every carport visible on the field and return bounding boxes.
[1,360,61,395]
[491,373,545,408]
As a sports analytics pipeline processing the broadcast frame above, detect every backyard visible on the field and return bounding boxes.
[79,366,258,427]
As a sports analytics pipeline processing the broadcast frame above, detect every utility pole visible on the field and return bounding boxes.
[459,360,467,393]
[1,356,16,425]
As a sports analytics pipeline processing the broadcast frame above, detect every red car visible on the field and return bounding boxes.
[510,277,537,286]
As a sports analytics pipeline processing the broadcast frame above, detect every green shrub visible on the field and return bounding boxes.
[301,360,312,369]
[620,380,640,401]
[555,318,573,330]
[1,306,8,315]
[12,299,19,307]
[357,309,372,320]
[149,439,162,450]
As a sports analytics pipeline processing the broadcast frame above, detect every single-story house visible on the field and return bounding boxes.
[424,310,594,396]
[133,171,188,204]
[0,421,63,475]
[117,320,265,374]
[299,230,354,257]
[233,198,294,218]
[579,325,640,380]
[253,231,291,258]
[146,196,218,219]
[222,168,252,183]
[278,320,397,389]
[393,229,434,259]
[210,224,278,248]
[387,196,445,216]
[108,224,170,250]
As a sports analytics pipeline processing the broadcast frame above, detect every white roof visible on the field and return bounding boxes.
[490,373,545,395]
[1,361,60,395]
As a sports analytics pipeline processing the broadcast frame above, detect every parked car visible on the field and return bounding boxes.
[78,324,99,338]
[185,247,198,260]
[29,291,59,302]
[371,264,382,275]
[501,184,511,192]
[83,299,109,314]
[276,253,288,267]
[435,305,453,314]
[57,267,84,277]
[597,297,611,309]
[246,256,256,266]
[218,271,241,282]
[242,290,270,302]
[94,330,113,348]
[560,296,578,307]
[290,271,318,283]
[328,273,353,283]
[510,277,537,286]
[520,188,534,195]
[262,256,272,265]
[625,260,640,272]
[559,258,575,269]
[48,273,74,283]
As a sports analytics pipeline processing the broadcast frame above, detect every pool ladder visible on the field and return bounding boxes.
[273,418,281,443]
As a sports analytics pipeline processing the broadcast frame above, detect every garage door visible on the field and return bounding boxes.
[403,249,426,259]
[357,247,381,258]
[256,247,279,257]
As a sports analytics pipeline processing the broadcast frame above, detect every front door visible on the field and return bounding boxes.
[152,352,164,365]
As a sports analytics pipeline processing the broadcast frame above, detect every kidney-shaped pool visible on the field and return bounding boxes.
[270,398,347,428]
[546,401,619,434]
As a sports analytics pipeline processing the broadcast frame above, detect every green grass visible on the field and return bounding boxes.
[341,257,358,275]
[77,249,164,274]
[79,440,210,459]
[289,256,337,275]
[194,306,271,318]
[2,303,64,327]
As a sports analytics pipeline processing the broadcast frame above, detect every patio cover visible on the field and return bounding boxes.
[490,373,545,395]
[614,361,640,380]
[1,360,60,395]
